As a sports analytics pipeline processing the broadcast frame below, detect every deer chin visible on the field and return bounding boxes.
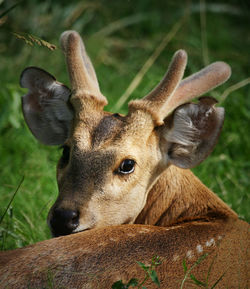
[72,224,93,234]
[72,217,134,235]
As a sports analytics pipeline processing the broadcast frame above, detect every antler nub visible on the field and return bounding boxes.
[129,50,187,125]
[170,61,231,113]
[129,50,231,126]
[60,31,107,110]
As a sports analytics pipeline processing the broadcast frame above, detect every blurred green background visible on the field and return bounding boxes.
[0,0,249,250]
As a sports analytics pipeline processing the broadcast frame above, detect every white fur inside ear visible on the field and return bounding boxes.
[164,106,201,154]
[162,98,224,169]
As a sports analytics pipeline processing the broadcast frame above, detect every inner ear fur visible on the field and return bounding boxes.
[20,67,73,145]
[162,97,225,169]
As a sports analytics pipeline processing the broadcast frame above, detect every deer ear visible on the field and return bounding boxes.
[162,97,224,169]
[20,67,74,145]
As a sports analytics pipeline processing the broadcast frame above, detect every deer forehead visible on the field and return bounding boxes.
[70,112,158,154]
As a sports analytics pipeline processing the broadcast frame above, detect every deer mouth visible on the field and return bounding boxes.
[72,224,92,234]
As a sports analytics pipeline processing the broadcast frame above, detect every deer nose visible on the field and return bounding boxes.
[50,208,79,237]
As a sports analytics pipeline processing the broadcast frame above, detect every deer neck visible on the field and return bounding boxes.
[135,166,237,226]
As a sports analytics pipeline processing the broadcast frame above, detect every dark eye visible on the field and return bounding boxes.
[118,159,135,175]
[60,145,70,166]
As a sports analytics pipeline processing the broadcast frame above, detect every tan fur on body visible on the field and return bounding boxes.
[136,166,237,226]
[2,30,248,288]
[0,220,248,289]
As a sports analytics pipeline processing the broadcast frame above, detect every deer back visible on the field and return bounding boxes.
[0,219,248,289]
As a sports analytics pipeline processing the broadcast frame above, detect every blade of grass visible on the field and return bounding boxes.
[0,176,24,225]
[206,253,218,285]
[220,77,250,102]
[0,0,23,19]
[180,253,208,289]
[64,2,100,27]
[210,272,226,289]
[200,0,209,66]
[113,18,185,112]
[93,13,148,38]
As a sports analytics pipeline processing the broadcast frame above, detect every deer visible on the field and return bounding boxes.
[0,30,248,289]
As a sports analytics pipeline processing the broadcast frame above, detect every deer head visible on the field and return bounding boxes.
[20,31,231,237]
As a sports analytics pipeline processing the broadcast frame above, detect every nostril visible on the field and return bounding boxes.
[69,211,79,229]
[50,208,79,237]
[71,212,79,225]
[54,208,78,220]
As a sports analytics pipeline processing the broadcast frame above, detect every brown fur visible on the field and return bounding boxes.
[4,31,248,288]
[0,220,248,288]
[135,166,237,226]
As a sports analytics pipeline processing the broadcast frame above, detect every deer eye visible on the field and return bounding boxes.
[118,159,135,174]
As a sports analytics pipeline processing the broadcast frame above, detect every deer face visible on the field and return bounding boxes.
[20,31,230,237]
[50,110,164,236]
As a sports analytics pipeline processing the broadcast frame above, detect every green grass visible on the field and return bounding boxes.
[0,0,249,250]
